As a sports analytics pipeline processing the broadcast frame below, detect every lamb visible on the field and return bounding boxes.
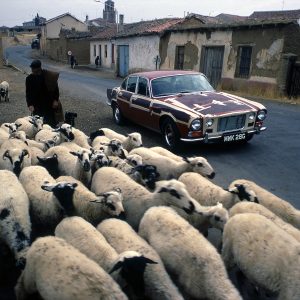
[0,81,9,102]
[130,147,215,179]
[19,166,64,235]
[228,179,300,229]
[91,167,201,230]
[90,128,143,151]
[126,154,143,166]
[44,175,125,225]
[14,115,43,139]
[55,216,157,298]
[179,172,258,209]
[15,236,128,300]
[2,122,22,134]
[98,218,184,300]
[0,170,31,269]
[222,213,300,300]
[39,145,92,186]
[139,206,242,300]
[0,139,31,176]
[229,202,300,243]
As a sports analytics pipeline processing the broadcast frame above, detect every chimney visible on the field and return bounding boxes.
[119,14,124,25]
[85,15,89,22]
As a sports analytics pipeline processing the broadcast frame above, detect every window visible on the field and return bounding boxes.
[175,46,185,70]
[127,76,138,93]
[93,45,96,57]
[121,78,128,90]
[112,43,115,63]
[105,45,108,58]
[137,77,149,96]
[235,46,252,78]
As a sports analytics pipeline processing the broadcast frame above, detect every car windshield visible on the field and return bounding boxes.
[151,74,214,97]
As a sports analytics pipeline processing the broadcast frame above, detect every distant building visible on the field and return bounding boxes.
[23,14,46,30]
[103,0,116,23]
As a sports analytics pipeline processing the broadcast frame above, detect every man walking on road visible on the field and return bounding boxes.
[26,59,61,127]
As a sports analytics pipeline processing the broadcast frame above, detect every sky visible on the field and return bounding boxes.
[1,0,300,27]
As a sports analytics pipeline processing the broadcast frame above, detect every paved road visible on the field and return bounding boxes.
[5,45,122,102]
[5,45,300,209]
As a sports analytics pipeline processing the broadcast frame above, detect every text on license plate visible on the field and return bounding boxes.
[223,133,246,142]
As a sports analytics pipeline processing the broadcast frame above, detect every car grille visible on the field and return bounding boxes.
[217,114,246,132]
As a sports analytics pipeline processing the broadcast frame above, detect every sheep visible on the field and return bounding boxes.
[39,145,92,186]
[35,127,60,144]
[229,202,300,243]
[91,167,201,230]
[14,115,43,139]
[93,139,127,159]
[130,147,215,179]
[0,127,9,147]
[179,172,258,209]
[45,175,125,225]
[108,156,160,189]
[228,179,300,229]
[98,218,185,300]
[2,122,22,134]
[90,150,111,173]
[0,170,31,269]
[15,236,128,300]
[126,154,143,166]
[150,146,184,162]
[0,81,9,102]
[139,206,242,300]
[55,216,157,298]
[19,166,64,235]
[222,213,300,300]
[90,128,143,151]
[0,139,31,176]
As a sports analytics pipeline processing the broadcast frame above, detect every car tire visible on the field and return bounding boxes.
[112,103,125,125]
[161,118,181,150]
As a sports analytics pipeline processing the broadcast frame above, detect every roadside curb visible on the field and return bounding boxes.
[6,63,29,75]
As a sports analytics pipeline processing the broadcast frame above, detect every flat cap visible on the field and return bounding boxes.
[30,59,42,68]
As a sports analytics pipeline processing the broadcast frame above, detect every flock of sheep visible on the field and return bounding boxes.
[0,114,299,300]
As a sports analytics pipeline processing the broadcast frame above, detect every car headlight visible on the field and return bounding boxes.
[205,118,214,127]
[190,119,202,131]
[248,113,255,121]
[257,110,266,121]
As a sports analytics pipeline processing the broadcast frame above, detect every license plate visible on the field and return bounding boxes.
[223,133,246,142]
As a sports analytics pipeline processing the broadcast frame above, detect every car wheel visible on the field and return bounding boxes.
[161,118,181,150]
[112,103,125,125]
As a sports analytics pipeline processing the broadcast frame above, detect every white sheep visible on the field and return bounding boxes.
[90,128,143,151]
[55,216,157,298]
[93,139,127,159]
[40,145,92,186]
[0,139,31,176]
[179,172,258,209]
[0,81,9,102]
[149,146,185,162]
[222,213,300,300]
[98,218,185,300]
[0,170,31,269]
[35,127,60,144]
[1,122,22,134]
[0,127,9,147]
[19,166,64,234]
[45,175,125,225]
[15,236,128,300]
[229,202,300,243]
[126,154,143,166]
[139,206,242,300]
[91,167,202,230]
[130,147,215,179]
[14,115,43,139]
[228,179,300,229]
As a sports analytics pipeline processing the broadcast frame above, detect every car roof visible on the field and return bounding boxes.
[129,70,201,80]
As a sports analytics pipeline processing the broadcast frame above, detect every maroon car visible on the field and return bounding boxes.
[107,71,267,149]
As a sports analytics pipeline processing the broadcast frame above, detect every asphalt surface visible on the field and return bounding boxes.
[4,45,300,210]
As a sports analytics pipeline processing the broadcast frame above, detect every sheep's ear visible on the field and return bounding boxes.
[69,151,79,157]
[228,186,239,194]
[16,123,22,128]
[109,261,123,274]
[182,156,190,163]
[4,124,9,128]
[158,187,168,193]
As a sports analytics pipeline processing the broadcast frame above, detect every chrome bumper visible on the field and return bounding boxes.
[180,126,267,143]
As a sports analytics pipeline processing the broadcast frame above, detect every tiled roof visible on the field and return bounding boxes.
[250,9,300,20]
[60,29,92,39]
[86,17,115,28]
[115,18,183,38]
[90,25,117,40]
[216,13,247,23]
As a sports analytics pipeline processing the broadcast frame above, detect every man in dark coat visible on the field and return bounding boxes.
[26,60,60,127]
